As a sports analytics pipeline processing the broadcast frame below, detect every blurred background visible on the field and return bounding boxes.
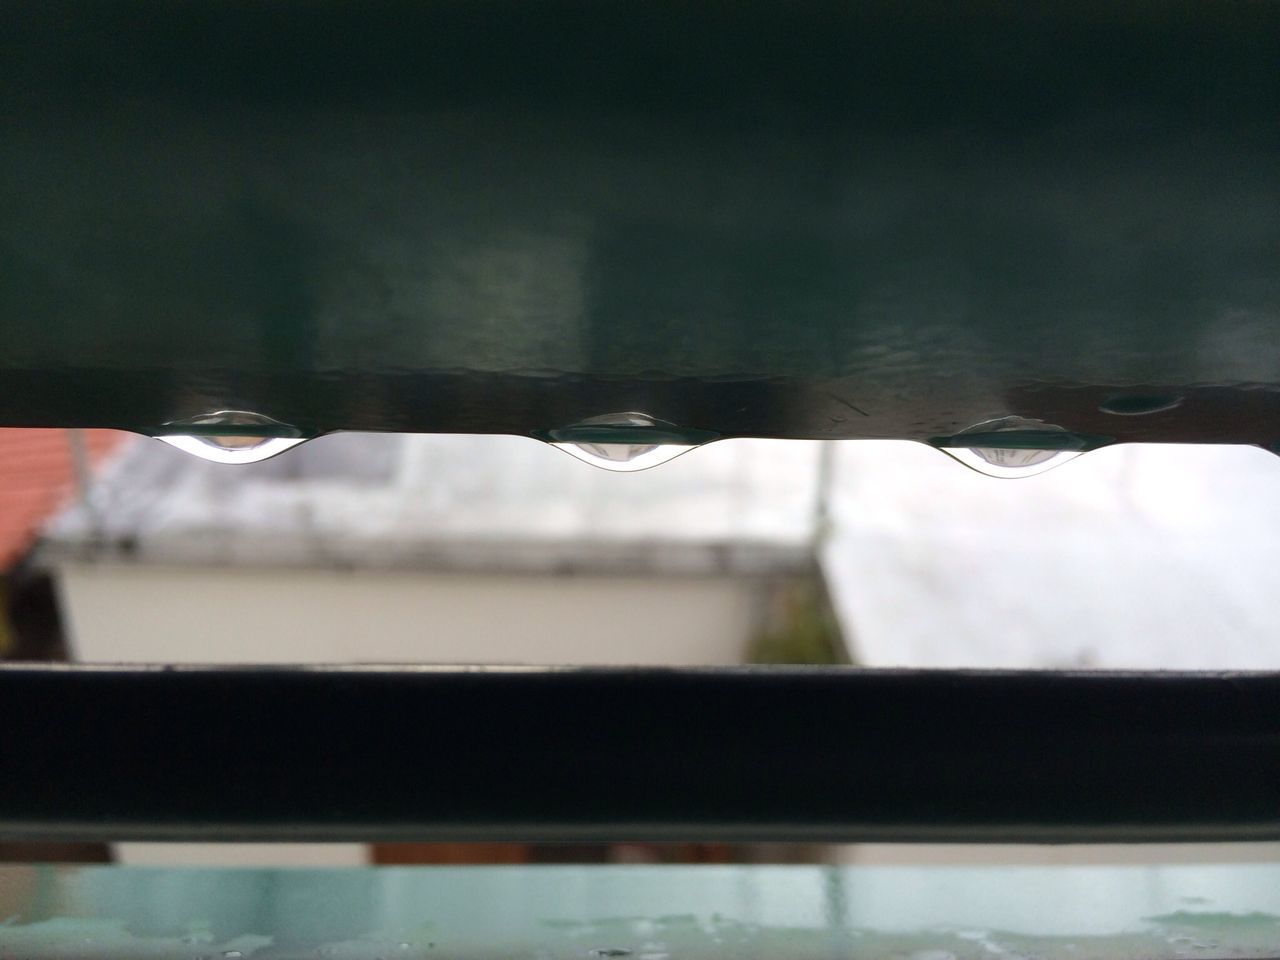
[2,429,1279,867]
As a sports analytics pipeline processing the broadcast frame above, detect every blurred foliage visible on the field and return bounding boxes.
[747,573,851,666]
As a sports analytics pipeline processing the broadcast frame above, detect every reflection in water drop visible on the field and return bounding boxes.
[946,445,1082,479]
[933,417,1099,479]
[155,410,308,464]
[1098,393,1184,416]
[546,413,711,472]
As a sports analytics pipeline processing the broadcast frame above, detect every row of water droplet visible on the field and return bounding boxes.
[150,406,1167,478]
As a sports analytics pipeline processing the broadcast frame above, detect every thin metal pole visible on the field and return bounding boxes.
[813,440,835,546]
[65,429,104,540]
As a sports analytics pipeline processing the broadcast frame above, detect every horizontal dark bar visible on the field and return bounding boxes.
[2,664,1278,843]
[3,2,1278,444]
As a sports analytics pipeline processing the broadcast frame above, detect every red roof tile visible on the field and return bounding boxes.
[0,429,129,569]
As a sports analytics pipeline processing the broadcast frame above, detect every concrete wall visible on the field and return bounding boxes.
[57,564,766,666]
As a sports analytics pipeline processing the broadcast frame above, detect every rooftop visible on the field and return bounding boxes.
[42,432,822,577]
[0,428,125,570]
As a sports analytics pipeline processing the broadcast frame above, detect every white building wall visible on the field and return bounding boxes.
[57,564,764,666]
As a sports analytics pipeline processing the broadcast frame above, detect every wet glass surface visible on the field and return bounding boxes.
[0,863,1278,960]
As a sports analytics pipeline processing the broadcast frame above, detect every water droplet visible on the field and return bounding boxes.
[948,444,1073,476]
[590,950,632,958]
[398,944,411,952]
[544,413,714,472]
[932,417,1103,478]
[155,410,308,464]
[222,952,243,959]
[1098,393,1183,416]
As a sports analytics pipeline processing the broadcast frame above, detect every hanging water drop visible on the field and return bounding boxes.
[932,417,1103,478]
[154,410,308,464]
[1097,393,1183,416]
[948,443,1078,478]
[544,413,712,472]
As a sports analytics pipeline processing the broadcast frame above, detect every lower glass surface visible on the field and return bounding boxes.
[0,863,1276,959]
